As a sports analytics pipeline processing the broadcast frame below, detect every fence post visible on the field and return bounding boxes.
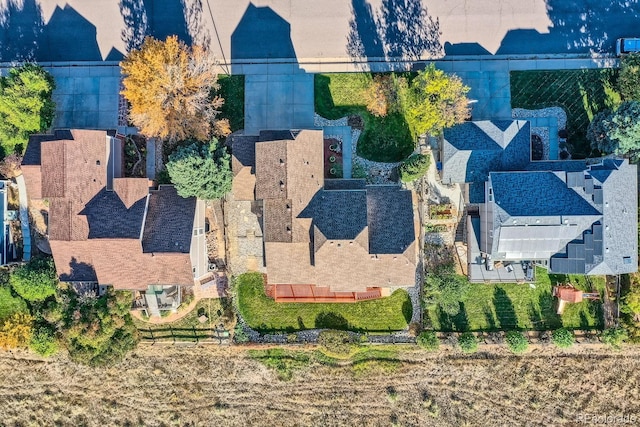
[149,328,155,345]
[193,326,199,344]
[171,327,175,344]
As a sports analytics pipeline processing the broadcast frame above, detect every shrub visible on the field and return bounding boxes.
[587,110,614,154]
[60,289,139,366]
[9,258,57,302]
[505,331,528,354]
[233,324,249,343]
[318,329,356,357]
[166,138,232,200]
[417,331,439,351]
[29,327,58,357]
[601,327,628,350]
[247,348,310,381]
[423,264,469,317]
[398,153,430,183]
[0,312,33,349]
[552,328,575,349]
[364,74,400,118]
[618,53,640,101]
[458,332,478,354]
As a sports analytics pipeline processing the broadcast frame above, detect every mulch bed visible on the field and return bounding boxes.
[324,138,343,179]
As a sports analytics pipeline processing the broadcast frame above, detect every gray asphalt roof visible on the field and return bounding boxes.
[441,120,530,184]
[299,189,368,241]
[366,186,415,254]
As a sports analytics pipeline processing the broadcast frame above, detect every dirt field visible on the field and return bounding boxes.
[0,344,639,426]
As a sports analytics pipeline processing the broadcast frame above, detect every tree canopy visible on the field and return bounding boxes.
[401,65,470,138]
[398,153,430,182]
[120,36,229,142]
[9,258,58,302]
[59,289,139,366]
[166,138,232,200]
[588,101,640,157]
[0,64,55,155]
[423,264,470,317]
[618,53,640,101]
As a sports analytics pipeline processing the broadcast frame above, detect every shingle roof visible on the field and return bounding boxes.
[366,186,415,254]
[25,130,197,290]
[247,129,418,293]
[230,134,258,175]
[490,171,600,217]
[441,120,530,184]
[299,189,368,241]
[142,185,196,253]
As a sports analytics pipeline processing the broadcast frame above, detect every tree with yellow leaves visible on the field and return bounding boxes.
[0,312,33,350]
[120,36,229,143]
[401,64,470,138]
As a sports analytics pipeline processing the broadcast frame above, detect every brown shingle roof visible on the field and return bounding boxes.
[113,178,149,209]
[255,140,288,200]
[142,185,195,253]
[29,130,197,290]
[244,129,418,294]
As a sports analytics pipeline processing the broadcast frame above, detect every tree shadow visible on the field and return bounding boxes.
[59,256,98,282]
[497,0,640,55]
[492,288,518,330]
[0,0,44,62]
[346,0,441,62]
[539,291,562,330]
[119,0,148,52]
[402,297,413,323]
[483,306,497,331]
[315,312,350,330]
[436,302,468,332]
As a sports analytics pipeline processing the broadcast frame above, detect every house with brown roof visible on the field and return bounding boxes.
[230,129,419,302]
[22,129,208,316]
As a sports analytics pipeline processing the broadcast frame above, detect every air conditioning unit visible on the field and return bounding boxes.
[208,263,218,272]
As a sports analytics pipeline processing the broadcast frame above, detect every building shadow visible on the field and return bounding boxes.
[0,2,125,62]
[231,3,297,61]
[346,0,442,63]
[230,4,314,133]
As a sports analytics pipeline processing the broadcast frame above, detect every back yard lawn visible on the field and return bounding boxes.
[510,69,620,159]
[236,272,412,333]
[133,298,233,342]
[315,73,414,162]
[425,268,605,332]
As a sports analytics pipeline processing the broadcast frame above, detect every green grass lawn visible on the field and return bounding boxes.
[218,74,244,132]
[0,286,27,320]
[314,73,414,162]
[133,298,230,341]
[236,272,412,333]
[510,69,620,159]
[426,268,605,332]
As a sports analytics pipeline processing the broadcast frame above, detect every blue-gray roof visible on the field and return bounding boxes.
[491,172,600,217]
[441,120,530,184]
[366,186,415,254]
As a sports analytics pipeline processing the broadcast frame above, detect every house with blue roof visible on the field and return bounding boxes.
[440,120,638,282]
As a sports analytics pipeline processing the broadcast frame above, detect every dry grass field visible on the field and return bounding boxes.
[0,344,639,426]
